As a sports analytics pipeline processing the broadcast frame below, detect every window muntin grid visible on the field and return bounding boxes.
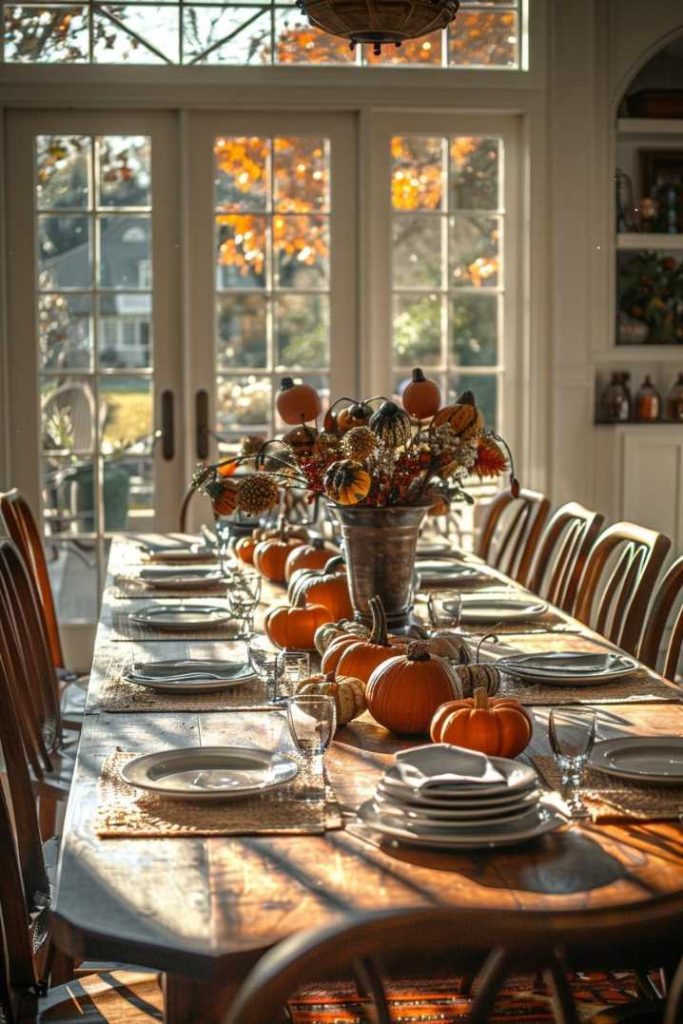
[2,2,521,66]
[391,133,504,430]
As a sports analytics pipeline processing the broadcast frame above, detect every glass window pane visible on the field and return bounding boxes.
[216,374,272,431]
[392,136,445,212]
[39,292,93,371]
[450,294,499,365]
[93,5,179,63]
[449,214,500,288]
[275,294,329,369]
[272,7,354,64]
[216,293,268,370]
[215,214,268,289]
[188,7,270,64]
[45,537,98,623]
[100,376,153,454]
[43,455,96,533]
[448,9,517,68]
[103,454,153,530]
[448,371,497,428]
[38,214,91,289]
[274,137,330,214]
[98,136,151,208]
[98,214,152,289]
[450,137,501,211]
[364,31,442,66]
[98,293,152,369]
[41,376,95,454]
[393,293,443,368]
[274,214,329,289]
[4,5,88,62]
[36,135,90,210]
[392,214,443,289]
[215,137,270,212]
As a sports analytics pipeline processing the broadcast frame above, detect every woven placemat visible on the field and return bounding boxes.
[499,670,677,706]
[533,754,683,822]
[108,606,243,642]
[90,651,272,713]
[96,750,343,838]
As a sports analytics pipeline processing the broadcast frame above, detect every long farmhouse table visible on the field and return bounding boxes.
[52,536,683,1023]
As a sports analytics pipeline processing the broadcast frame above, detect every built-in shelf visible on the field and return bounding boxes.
[617,118,683,136]
[617,232,683,250]
[595,347,683,363]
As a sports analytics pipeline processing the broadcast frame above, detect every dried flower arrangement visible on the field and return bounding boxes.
[192,369,517,518]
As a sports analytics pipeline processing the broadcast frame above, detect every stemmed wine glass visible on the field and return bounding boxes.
[427,590,462,629]
[229,572,261,636]
[274,651,310,703]
[548,708,597,819]
[286,694,337,792]
[248,635,280,702]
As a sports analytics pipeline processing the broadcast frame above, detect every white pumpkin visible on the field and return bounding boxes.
[295,672,367,726]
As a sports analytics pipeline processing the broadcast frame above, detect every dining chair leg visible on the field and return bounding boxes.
[38,797,57,841]
[545,963,580,1024]
[467,947,511,1024]
[47,945,75,986]
[664,956,683,1024]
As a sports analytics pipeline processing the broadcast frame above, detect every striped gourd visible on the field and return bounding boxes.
[432,403,484,438]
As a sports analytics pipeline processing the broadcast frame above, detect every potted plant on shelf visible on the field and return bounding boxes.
[191,371,516,629]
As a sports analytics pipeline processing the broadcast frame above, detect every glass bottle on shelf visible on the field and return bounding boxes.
[635,375,662,422]
[600,372,631,423]
[666,373,683,422]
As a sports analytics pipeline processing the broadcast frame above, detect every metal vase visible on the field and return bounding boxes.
[334,503,430,630]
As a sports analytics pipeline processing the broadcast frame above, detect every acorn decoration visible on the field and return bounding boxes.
[342,426,377,461]
[235,474,280,515]
[369,401,411,447]
[324,459,372,506]
[276,377,322,425]
[402,368,441,420]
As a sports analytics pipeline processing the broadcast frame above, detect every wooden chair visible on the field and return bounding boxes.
[528,502,605,612]
[476,488,550,586]
[638,554,683,682]
[225,900,683,1024]
[573,522,671,656]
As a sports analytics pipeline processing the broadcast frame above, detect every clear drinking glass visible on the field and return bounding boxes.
[427,590,462,628]
[548,708,597,819]
[229,571,261,635]
[274,651,311,703]
[286,694,337,770]
[248,634,280,700]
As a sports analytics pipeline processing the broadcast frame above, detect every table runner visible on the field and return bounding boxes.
[533,755,683,822]
[96,750,343,837]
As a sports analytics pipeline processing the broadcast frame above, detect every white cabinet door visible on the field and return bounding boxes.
[622,431,682,549]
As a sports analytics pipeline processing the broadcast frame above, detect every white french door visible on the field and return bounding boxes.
[5,110,184,656]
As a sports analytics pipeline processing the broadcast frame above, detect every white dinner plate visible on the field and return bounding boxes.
[417,560,491,587]
[454,595,548,625]
[588,737,683,785]
[121,746,298,800]
[374,786,542,824]
[416,541,455,557]
[123,659,256,693]
[381,758,537,804]
[137,566,224,590]
[147,548,217,563]
[498,651,638,685]
[358,801,564,849]
[129,604,232,631]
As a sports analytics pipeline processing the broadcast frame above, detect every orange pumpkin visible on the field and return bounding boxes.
[235,535,257,565]
[402,367,441,420]
[254,537,305,583]
[288,555,353,620]
[335,596,407,683]
[276,377,322,425]
[264,604,333,650]
[430,688,532,758]
[285,538,340,582]
[366,641,460,735]
[211,481,238,517]
[282,424,318,460]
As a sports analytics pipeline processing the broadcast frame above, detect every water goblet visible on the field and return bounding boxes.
[427,590,462,629]
[229,572,261,635]
[274,651,311,703]
[248,635,280,701]
[286,694,337,792]
[548,707,597,819]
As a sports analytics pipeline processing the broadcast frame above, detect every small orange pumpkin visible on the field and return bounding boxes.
[285,538,340,582]
[335,596,407,682]
[324,459,371,506]
[430,688,532,758]
[276,377,322,425]
[264,604,333,650]
[235,535,257,565]
[402,367,441,420]
[366,641,461,735]
[282,424,318,460]
[253,536,305,583]
[289,555,353,620]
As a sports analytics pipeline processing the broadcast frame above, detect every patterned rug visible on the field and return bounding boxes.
[287,971,661,1023]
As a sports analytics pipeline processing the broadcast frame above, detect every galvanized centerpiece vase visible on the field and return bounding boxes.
[335,502,431,630]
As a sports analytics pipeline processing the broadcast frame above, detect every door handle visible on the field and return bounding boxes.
[195,389,209,460]
[160,389,174,461]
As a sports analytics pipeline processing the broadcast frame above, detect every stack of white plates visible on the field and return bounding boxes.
[358,744,564,849]
[135,565,224,591]
[497,651,638,687]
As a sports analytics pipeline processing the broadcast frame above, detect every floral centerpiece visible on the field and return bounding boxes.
[192,369,516,627]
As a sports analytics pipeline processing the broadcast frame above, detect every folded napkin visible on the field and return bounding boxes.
[395,744,505,791]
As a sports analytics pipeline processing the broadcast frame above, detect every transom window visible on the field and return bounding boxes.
[2,1,521,66]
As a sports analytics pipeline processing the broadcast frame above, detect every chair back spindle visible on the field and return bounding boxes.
[528,502,604,612]
[477,489,550,586]
[638,554,683,682]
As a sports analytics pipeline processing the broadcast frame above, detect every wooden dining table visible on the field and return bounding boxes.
[52,536,683,1024]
